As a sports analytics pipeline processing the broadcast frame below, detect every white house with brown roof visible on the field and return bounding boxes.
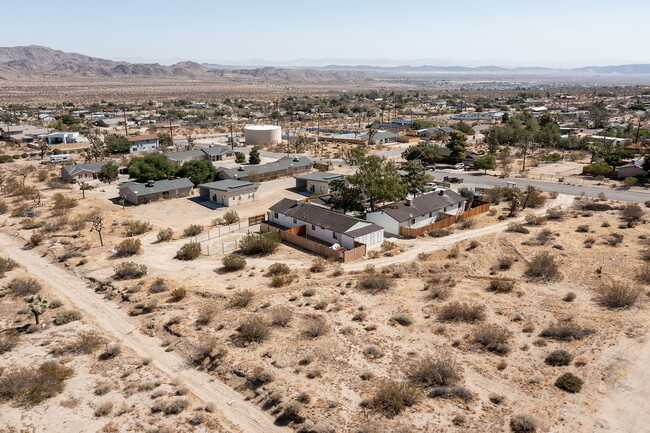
[365,190,466,236]
[126,134,159,154]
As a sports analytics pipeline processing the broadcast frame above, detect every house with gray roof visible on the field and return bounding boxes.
[216,156,312,182]
[294,172,346,194]
[118,178,194,205]
[166,146,235,165]
[365,190,466,236]
[197,179,260,207]
[61,161,119,182]
[617,159,648,179]
[268,198,384,250]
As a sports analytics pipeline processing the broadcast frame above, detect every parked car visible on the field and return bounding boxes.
[453,163,465,170]
[464,165,479,171]
[424,182,438,191]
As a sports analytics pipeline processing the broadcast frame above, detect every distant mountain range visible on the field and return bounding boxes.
[0,46,372,83]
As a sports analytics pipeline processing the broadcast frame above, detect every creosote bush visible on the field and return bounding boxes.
[498,256,514,270]
[429,228,452,238]
[545,350,573,367]
[510,414,539,432]
[391,313,413,326]
[222,254,246,272]
[507,221,529,234]
[156,228,173,242]
[114,238,141,257]
[230,290,254,308]
[165,397,190,414]
[369,380,420,417]
[596,281,643,309]
[223,210,240,225]
[149,277,168,293]
[271,274,295,287]
[0,257,19,277]
[236,317,270,344]
[438,302,486,323]
[620,203,643,222]
[54,310,82,326]
[183,224,204,237]
[125,220,152,236]
[540,321,595,341]
[267,262,290,276]
[487,278,515,293]
[473,324,512,355]
[302,317,329,339]
[270,306,293,327]
[113,262,147,279]
[409,354,462,387]
[239,232,281,256]
[169,287,187,302]
[309,257,327,273]
[554,372,583,393]
[8,277,41,296]
[0,363,74,406]
[357,273,393,293]
[525,251,561,282]
[70,330,105,354]
[175,242,201,260]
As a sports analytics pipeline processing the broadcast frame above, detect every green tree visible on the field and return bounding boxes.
[178,159,217,185]
[157,133,173,148]
[127,153,177,182]
[77,181,93,199]
[412,119,434,130]
[402,142,443,167]
[454,121,475,135]
[249,146,261,164]
[98,162,119,184]
[327,179,365,215]
[105,134,130,154]
[590,100,609,128]
[584,161,613,176]
[235,152,246,163]
[402,160,429,196]
[348,154,406,212]
[474,154,497,174]
[643,155,650,171]
[457,187,475,205]
[24,294,49,325]
[447,130,467,163]
[344,146,367,167]
[37,140,49,160]
[486,131,499,155]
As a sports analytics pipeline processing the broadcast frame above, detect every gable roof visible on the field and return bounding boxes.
[62,160,118,176]
[294,172,346,183]
[269,198,382,238]
[126,134,158,143]
[218,156,312,179]
[119,178,193,196]
[198,179,260,191]
[370,190,466,222]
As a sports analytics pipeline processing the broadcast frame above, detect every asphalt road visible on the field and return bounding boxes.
[432,169,650,203]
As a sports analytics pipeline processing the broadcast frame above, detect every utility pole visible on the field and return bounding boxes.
[230,120,234,150]
[123,106,129,136]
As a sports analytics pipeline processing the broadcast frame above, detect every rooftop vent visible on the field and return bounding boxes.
[295,199,302,206]
[405,198,412,206]
[438,190,444,196]
[238,166,245,171]
[145,180,155,187]
[293,157,300,162]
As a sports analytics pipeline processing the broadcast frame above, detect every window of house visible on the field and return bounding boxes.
[411,218,415,224]
[273,212,278,218]
[332,232,337,239]
[429,212,432,218]
[293,218,297,224]
[311,224,316,231]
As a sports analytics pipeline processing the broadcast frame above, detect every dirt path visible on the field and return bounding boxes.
[0,232,291,433]
[593,336,650,433]
[344,194,574,272]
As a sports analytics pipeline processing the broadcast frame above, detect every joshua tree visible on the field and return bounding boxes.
[21,173,28,188]
[78,181,93,198]
[24,294,49,325]
[90,216,105,246]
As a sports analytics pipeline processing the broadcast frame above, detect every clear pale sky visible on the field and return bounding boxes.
[2,0,648,67]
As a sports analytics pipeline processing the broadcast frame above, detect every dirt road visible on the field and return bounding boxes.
[0,232,291,433]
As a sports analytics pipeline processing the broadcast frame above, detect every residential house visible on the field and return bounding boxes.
[39,132,89,145]
[216,156,312,182]
[118,178,194,205]
[166,146,235,165]
[268,198,384,249]
[294,172,346,194]
[61,161,119,182]
[1,124,49,143]
[617,159,648,179]
[197,180,260,207]
[365,190,466,236]
[126,134,159,154]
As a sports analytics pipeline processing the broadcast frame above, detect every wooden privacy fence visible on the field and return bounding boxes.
[196,214,266,241]
[260,222,367,263]
[398,202,491,238]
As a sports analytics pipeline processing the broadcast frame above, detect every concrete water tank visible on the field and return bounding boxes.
[244,125,282,146]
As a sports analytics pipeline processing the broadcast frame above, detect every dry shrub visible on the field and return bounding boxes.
[621,203,643,222]
[507,221,529,234]
[270,306,293,327]
[70,330,106,354]
[236,316,270,344]
[581,201,612,211]
[0,257,19,277]
[169,287,187,302]
[309,257,327,273]
[113,262,147,279]
[357,273,393,293]
[641,248,650,262]
[302,317,329,339]
[114,238,141,257]
[510,414,539,432]
[636,265,650,284]
[546,206,565,220]
[535,229,554,245]
[458,217,474,229]
[498,256,514,270]
[271,273,295,287]
[222,254,246,272]
[196,304,217,326]
[183,224,204,237]
[165,397,190,414]
[391,313,413,326]
[408,354,462,387]
[525,214,545,226]
[94,400,114,417]
[438,302,486,323]
[0,363,74,406]
[54,310,82,326]
[525,251,561,282]
[554,372,583,393]
[100,343,122,360]
[596,281,643,309]
[239,232,281,256]
[223,209,240,224]
[175,242,201,260]
[149,277,168,293]
[0,200,8,215]
[29,232,43,247]
[52,193,77,215]
[369,380,420,417]
[267,262,290,276]
[191,336,227,371]
[429,228,452,238]
[231,290,254,308]
[157,227,173,242]
[125,220,152,236]
[426,283,452,301]
[545,350,573,366]
[0,330,20,355]
[472,324,512,355]
[487,278,516,293]
[7,277,41,296]
[540,321,595,341]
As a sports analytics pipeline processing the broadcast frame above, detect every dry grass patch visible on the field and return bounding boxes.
[438,302,486,323]
[368,380,420,418]
[596,281,643,309]
[525,251,561,282]
[408,354,462,387]
[0,363,74,406]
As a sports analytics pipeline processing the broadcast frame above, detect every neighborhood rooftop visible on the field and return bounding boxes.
[294,172,346,182]
[119,178,194,196]
[376,190,466,222]
[62,160,118,176]
[269,198,382,238]
[197,179,260,191]
[218,156,312,179]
